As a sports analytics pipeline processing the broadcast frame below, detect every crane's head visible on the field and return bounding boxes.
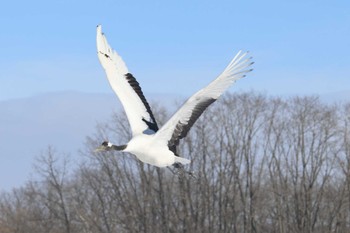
[94,141,127,152]
[94,141,113,152]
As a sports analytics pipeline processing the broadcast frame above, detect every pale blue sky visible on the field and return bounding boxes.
[0,0,350,190]
[1,0,349,101]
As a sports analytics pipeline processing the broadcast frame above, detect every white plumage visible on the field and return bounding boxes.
[95,25,253,168]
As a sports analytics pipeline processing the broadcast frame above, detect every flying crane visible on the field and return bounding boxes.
[95,25,253,171]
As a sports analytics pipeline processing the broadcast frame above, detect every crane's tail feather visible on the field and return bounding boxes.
[174,156,191,165]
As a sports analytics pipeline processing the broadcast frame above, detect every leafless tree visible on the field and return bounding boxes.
[1,92,350,233]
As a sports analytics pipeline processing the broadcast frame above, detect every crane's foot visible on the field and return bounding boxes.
[170,163,196,179]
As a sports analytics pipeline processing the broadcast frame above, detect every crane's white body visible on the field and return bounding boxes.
[96,25,253,168]
[124,135,180,167]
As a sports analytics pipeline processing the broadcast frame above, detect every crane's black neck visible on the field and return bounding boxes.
[111,144,127,151]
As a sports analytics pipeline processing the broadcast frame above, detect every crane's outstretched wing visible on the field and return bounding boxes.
[154,51,253,152]
[96,25,158,136]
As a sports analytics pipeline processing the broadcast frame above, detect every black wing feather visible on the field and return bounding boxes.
[168,98,215,153]
[125,73,159,132]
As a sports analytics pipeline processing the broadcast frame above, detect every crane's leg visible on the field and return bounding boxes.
[170,162,196,178]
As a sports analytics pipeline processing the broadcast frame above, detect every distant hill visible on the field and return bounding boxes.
[319,90,350,104]
[0,91,181,191]
[1,90,349,190]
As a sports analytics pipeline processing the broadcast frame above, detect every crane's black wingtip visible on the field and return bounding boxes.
[96,25,103,35]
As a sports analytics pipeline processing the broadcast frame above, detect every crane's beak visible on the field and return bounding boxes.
[94,146,106,152]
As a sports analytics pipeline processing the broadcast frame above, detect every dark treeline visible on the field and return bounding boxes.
[1,92,350,233]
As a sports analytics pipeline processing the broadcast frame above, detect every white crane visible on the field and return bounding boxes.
[95,25,253,170]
